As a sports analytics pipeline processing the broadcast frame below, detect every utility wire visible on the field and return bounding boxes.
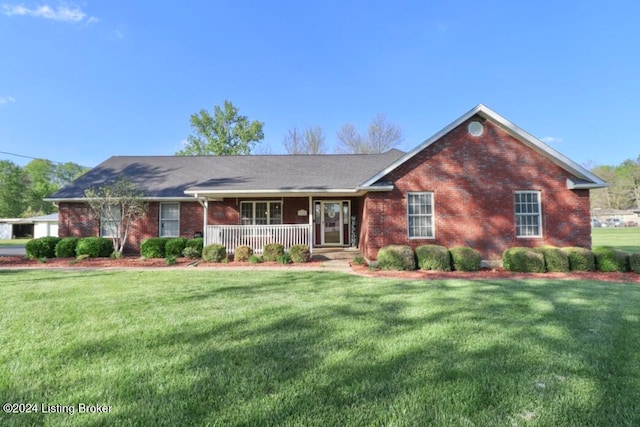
[0,150,65,165]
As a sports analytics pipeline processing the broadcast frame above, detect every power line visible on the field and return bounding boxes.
[0,150,65,165]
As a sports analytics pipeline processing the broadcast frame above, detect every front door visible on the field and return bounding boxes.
[322,201,342,245]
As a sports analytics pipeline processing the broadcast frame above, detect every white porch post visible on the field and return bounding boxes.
[308,196,313,255]
[202,198,208,241]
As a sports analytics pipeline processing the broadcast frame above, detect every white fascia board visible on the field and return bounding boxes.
[566,178,609,190]
[360,104,607,189]
[184,188,367,198]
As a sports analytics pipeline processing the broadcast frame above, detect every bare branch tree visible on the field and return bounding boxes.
[336,115,403,154]
[367,113,404,153]
[84,178,148,256]
[283,126,327,154]
[336,123,365,154]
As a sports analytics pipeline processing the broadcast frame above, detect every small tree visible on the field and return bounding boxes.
[84,178,147,256]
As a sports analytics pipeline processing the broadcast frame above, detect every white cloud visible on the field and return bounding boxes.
[541,136,563,144]
[0,96,16,105]
[2,3,98,24]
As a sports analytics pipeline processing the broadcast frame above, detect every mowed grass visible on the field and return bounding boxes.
[1,270,640,426]
[592,227,640,253]
[0,239,29,247]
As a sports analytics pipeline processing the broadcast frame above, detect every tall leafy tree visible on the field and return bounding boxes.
[0,160,26,217]
[283,126,327,154]
[84,178,148,256]
[23,159,58,216]
[336,114,403,154]
[177,100,264,156]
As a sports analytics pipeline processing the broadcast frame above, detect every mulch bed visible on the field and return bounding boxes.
[350,264,640,283]
[1,256,638,283]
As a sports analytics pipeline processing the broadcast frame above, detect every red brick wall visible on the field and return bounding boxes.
[59,201,207,253]
[360,117,592,261]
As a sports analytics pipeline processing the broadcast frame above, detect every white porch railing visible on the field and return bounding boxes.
[205,224,311,254]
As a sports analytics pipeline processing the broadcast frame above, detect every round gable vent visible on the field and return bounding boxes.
[468,121,484,137]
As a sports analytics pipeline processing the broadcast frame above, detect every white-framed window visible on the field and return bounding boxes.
[100,204,121,238]
[515,191,542,237]
[240,201,282,225]
[160,203,180,237]
[407,192,434,238]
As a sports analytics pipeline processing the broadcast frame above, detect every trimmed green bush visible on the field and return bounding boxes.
[415,245,451,271]
[630,253,640,274]
[289,244,310,263]
[377,245,416,271]
[26,237,62,259]
[54,237,80,258]
[561,247,595,272]
[534,246,570,272]
[263,243,285,262]
[593,247,630,272]
[165,238,187,258]
[76,237,114,258]
[141,238,169,259]
[202,244,227,263]
[182,246,201,259]
[449,246,481,271]
[185,238,204,257]
[248,255,262,264]
[234,245,253,262]
[502,247,546,273]
[277,253,292,265]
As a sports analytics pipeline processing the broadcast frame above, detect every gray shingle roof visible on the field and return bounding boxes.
[48,150,405,199]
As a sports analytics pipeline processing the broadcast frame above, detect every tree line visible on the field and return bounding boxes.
[591,157,640,211]
[177,100,404,156]
[0,159,88,218]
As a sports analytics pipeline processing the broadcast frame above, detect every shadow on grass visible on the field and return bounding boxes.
[4,274,640,425]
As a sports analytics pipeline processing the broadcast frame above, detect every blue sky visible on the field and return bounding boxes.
[1,1,639,169]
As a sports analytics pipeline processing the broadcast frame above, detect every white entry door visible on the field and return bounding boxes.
[321,201,342,245]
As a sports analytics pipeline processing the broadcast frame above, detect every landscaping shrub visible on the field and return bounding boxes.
[289,244,310,263]
[352,256,366,266]
[182,246,201,259]
[534,246,570,272]
[76,237,114,258]
[415,245,450,271]
[277,253,292,265]
[449,246,481,271]
[234,245,253,262]
[593,247,630,272]
[377,245,416,271]
[630,253,640,274]
[561,247,595,272]
[140,238,169,259]
[262,243,285,262]
[185,238,204,257]
[202,244,227,263]
[248,255,262,264]
[54,237,80,258]
[502,247,546,273]
[166,255,177,266]
[165,238,187,258]
[26,237,62,259]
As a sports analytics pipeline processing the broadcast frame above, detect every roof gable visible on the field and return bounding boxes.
[361,104,607,189]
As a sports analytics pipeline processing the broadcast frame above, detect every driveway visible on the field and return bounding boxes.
[0,245,26,257]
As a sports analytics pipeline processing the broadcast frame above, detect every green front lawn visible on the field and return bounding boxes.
[0,239,29,247]
[1,270,639,426]
[592,227,640,253]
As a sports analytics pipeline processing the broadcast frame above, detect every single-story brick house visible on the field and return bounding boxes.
[46,105,607,261]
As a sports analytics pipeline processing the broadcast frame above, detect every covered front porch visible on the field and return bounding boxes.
[197,195,361,255]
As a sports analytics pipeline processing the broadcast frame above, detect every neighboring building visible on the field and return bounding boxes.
[0,213,59,239]
[592,209,640,227]
[46,105,607,261]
